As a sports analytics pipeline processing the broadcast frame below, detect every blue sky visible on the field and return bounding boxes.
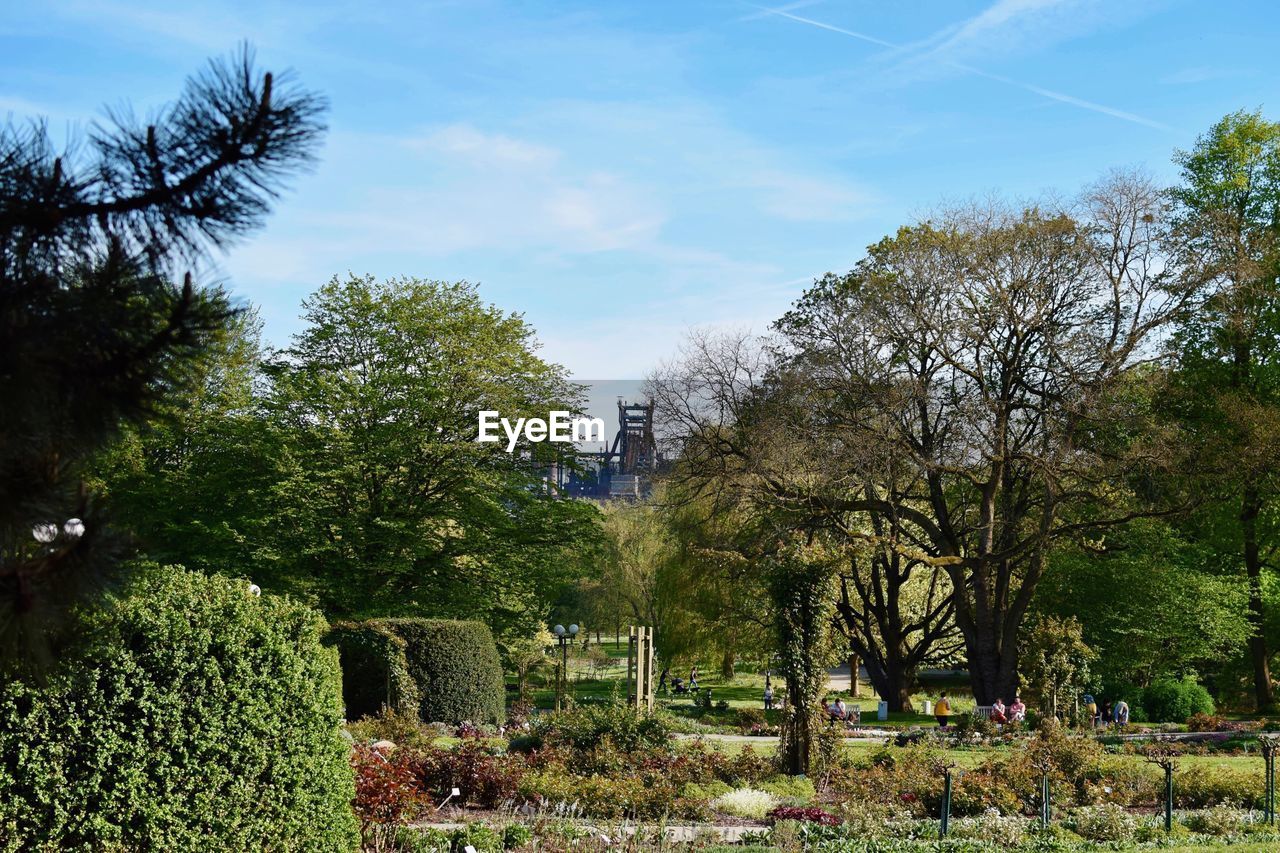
[4,0,1278,377]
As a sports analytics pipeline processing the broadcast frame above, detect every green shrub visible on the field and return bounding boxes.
[682,779,734,801]
[450,822,503,852]
[1068,803,1137,842]
[1175,764,1263,809]
[532,703,673,752]
[1143,676,1215,722]
[326,620,420,719]
[340,618,505,725]
[502,823,533,848]
[759,775,816,804]
[0,567,358,851]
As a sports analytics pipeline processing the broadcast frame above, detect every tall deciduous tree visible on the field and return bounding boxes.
[1169,111,1280,710]
[771,173,1187,704]
[0,47,326,670]
[257,274,602,637]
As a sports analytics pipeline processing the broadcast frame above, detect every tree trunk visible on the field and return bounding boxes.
[721,648,736,680]
[849,652,860,697]
[863,655,916,712]
[1243,485,1275,710]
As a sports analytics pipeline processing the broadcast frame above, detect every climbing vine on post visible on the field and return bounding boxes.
[767,545,837,776]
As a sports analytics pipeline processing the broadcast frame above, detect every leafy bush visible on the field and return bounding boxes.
[1143,676,1215,722]
[949,808,1028,845]
[382,618,506,725]
[1175,764,1263,809]
[532,703,673,752]
[767,805,841,826]
[352,744,429,845]
[1068,803,1137,842]
[758,774,816,804]
[347,708,447,751]
[0,568,359,851]
[414,740,524,808]
[682,780,733,801]
[327,620,420,719]
[834,799,915,836]
[518,769,678,818]
[712,788,779,819]
[1182,805,1258,835]
[1187,712,1228,732]
[450,822,504,853]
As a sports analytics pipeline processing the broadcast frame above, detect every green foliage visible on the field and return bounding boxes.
[382,618,505,725]
[1018,615,1095,719]
[758,775,816,804]
[1142,676,1215,722]
[0,566,358,850]
[326,620,420,719]
[532,702,673,752]
[1,49,325,672]
[257,274,603,636]
[1038,519,1249,691]
[98,274,606,642]
[768,546,838,775]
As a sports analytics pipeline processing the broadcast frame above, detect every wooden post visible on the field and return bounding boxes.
[640,626,654,710]
[627,626,637,706]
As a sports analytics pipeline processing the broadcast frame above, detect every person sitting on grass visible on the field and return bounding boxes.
[990,697,1008,724]
[1010,695,1026,722]
[935,692,952,727]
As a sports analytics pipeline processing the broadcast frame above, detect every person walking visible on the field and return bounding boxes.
[935,692,952,727]
[689,666,699,690]
[764,684,774,710]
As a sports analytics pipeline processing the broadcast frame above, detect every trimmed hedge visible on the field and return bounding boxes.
[330,618,504,725]
[0,567,359,851]
[1142,676,1215,723]
[382,618,505,726]
[326,620,420,720]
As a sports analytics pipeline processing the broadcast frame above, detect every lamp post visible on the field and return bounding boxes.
[552,623,579,712]
[33,518,85,547]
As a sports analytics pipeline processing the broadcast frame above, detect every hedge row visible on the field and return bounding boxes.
[328,618,504,725]
[326,620,420,719]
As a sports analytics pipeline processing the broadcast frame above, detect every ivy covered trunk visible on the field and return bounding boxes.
[769,549,836,776]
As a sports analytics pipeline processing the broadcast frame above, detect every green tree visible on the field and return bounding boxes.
[1019,615,1095,720]
[93,311,276,577]
[1169,110,1280,710]
[0,48,325,671]
[769,175,1186,704]
[1037,519,1249,694]
[256,274,602,636]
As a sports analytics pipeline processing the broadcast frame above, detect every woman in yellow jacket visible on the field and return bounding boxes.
[935,692,951,727]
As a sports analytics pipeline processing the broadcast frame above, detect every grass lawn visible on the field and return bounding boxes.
[518,639,974,729]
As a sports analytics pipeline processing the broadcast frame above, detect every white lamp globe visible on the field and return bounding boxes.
[247,583,262,597]
[553,624,565,637]
[63,518,85,538]
[32,522,57,544]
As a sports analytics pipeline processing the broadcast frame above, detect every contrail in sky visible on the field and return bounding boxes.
[751,5,1172,132]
